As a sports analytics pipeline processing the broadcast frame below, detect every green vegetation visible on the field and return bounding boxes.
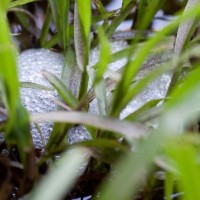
[1,0,200,199]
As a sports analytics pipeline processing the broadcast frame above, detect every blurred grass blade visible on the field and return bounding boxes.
[174,0,199,56]
[61,48,81,98]
[160,66,200,133]
[167,0,199,94]
[0,0,33,167]
[110,37,174,63]
[165,172,174,200]
[31,111,147,141]
[46,123,71,152]
[122,0,132,9]
[134,0,148,29]
[43,34,59,48]
[110,4,200,117]
[80,138,128,163]
[92,0,108,27]
[94,81,108,115]
[125,99,163,121]
[8,0,38,9]
[75,0,91,69]
[166,142,200,200]
[93,27,111,86]
[112,56,174,116]
[135,0,163,30]
[29,147,89,200]
[92,10,118,24]
[74,2,84,71]
[48,0,70,52]
[94,131,163,200]
[90,27,111,114]
[106,1,136,38]
[76,0,91,50]
[74,3,90,99]
[42,70,78,108]
[81,138,128,153]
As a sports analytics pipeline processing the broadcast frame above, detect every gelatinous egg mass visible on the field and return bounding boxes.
[17,41,171,148]
[19,49,63,148]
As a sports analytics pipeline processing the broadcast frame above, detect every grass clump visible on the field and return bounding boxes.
[1,0,200,199]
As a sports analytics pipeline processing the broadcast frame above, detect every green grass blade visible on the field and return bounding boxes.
[42,70,78,108]
[75,0,91,69]
[8,0,38,9]
[76,0,91,48]
[125,99,163,121]
[74,3,89,99]
[0,0,33,166]
[61,47,81,98]
[20,82,53,91]
[29,147,89,200]
[106,1,136,38]
[46,123,71,152]
[94,132,162,200]
[74,2,85,71]
[31,111,147,142]
[92,0,108,26]
[48,0,70,52]
[43,34,59,48]
[111,56,174,116]
[94,81,108,116]
[135,0,163,30]
[174,0,199,56]
[167,0,199,94]
[159,66,200,133]
[122,0,132,9]
[40,5,52,47]
[110,4,200,117]
[92,10,118,25]
[166,141,200,200]
[93,27,111,85]
[164,172,174,200]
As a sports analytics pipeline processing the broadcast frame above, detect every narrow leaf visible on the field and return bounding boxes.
[42,70,78,108]
[29,147,89,200]
[20,82,53,91]
[31,111,147,141]
[8,0,38,9]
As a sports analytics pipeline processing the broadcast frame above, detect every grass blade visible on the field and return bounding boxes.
[94,81,108,116]
[74,3,90,99]
[125,99,163,121]
[167,0,199,94]
[8,0,38,9]
[31,111,147,141]
[29,147,89,200]
[93,27,111,85]
[110,4,200,117]
[160,66,200,133]
[94,131,163,200]
[166,141,200,200]
[42,70,78,108]
[0,0,33,168]
[76,0,91,50]
[106,1,136,38]
[20,82,53,91]
[40,5,52,47]
[48,0,70,52]
[74,2,85,71]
